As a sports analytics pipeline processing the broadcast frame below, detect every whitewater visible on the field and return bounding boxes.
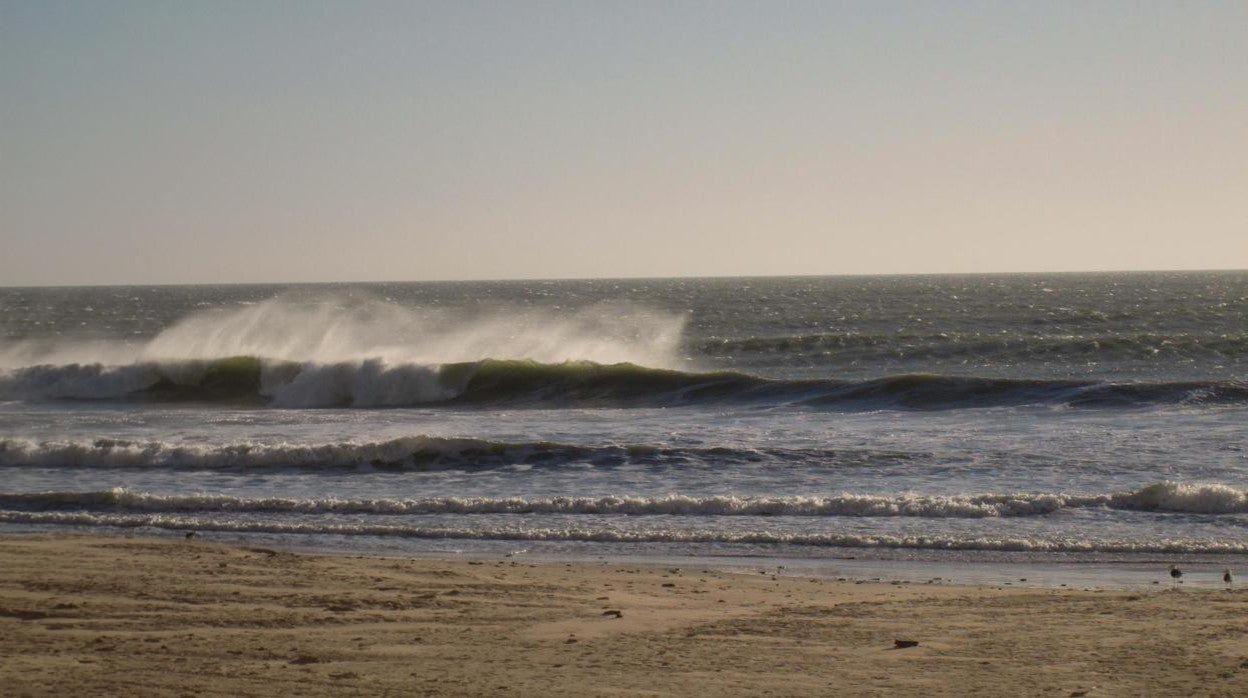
[1,273,1245,571]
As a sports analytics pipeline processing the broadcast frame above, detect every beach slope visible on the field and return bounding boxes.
[1,536,1245,696]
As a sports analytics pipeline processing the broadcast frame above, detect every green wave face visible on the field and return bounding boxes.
[140,356,272,403]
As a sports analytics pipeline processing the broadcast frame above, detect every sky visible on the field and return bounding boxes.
[1,1,1245,286]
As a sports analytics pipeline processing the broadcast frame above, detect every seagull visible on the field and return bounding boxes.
[1169,564,1182,588]
[1224,569,1233,589]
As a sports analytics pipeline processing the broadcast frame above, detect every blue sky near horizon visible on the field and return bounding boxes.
[2,1,1245,285]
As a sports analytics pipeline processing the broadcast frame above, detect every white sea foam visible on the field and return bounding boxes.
[3,484,1245,517]
[0,436,908,471]
[1109,481,1248,515]
[0,436,516,471]
[2,509,1244,554]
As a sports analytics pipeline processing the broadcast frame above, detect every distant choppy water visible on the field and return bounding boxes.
[1,273,1245,565]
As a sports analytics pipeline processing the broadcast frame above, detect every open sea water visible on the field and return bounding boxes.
[2,272,1245,584]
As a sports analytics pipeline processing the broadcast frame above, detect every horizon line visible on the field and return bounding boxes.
[1,266,1245,291]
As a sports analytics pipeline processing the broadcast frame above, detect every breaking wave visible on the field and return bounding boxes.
[0,294,691,406]
[0,436,915,472]
[0,295,689,370]
[2,482,1245,517]
[3,357,1246,409]
[4,294,1244,409]
[1,509,1244,554]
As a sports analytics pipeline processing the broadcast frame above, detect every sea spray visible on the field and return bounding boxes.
[1,295,688,371]
[139,295,689,368]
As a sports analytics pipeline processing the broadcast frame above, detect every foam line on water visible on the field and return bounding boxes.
[2,510,1245,554]
[2,482,1244,516]
[0,436,916,472]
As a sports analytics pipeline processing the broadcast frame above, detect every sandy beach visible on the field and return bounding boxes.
[0,535,1243,696]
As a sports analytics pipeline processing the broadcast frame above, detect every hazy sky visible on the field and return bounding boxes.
[2,1,1245,285]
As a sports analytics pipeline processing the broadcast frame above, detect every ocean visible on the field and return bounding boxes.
[2,272,1245,585]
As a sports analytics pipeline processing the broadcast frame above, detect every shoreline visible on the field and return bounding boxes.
[2,534,1245,696]
[12,525,1247,591]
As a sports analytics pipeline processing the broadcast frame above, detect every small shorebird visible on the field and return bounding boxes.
[1169,564,1182,588]
[1224,569,1233,589]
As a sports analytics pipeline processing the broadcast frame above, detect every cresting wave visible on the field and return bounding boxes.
[1,482,1245,517]
[1,510,1244,554]
[3,357,1246,409]
[0,296,689,370]
[0,436,916,471]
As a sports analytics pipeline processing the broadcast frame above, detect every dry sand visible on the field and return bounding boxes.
[1,535,1245,697]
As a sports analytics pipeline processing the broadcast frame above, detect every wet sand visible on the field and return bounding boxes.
[1,535,1245,696]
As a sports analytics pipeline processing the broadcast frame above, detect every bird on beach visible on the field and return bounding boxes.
[1169,564,1182,588]
[1224,569,1233,589]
